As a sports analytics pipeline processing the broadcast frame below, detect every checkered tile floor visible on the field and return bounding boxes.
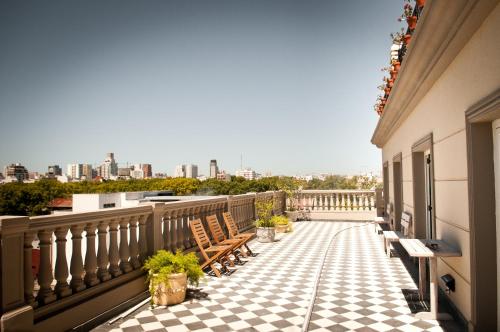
[93,221,464,332]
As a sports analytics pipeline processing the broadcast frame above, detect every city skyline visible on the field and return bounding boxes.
[0,1,403,175]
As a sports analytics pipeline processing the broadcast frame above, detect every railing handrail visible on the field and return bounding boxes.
[28,205,153,231]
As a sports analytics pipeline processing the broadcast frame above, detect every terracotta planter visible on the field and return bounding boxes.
[276,224,288,233]
[384,87,391,95]
[390,70,398,80]
[392,61,401,71]
[416,0,425,8]
[404,34,412,45]
[256,227,275,243]
[407,16,417,30]
[388,79,394,88]
[151,273,187,306]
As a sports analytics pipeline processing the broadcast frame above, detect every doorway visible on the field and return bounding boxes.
[493,118,500,331]
[466,90,499,330]
[412,134,435,240]
[393,154,403,231]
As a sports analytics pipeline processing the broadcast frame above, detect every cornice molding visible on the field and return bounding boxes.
[371,0,499,148]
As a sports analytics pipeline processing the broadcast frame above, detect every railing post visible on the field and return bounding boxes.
[0,216,29,313]
[147,203,164,256]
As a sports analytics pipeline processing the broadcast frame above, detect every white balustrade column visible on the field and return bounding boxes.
[97,221,112,282]
[54,228,72,298]
[84,223,99,286]
[69,225,86,292]
[36,230,57,304]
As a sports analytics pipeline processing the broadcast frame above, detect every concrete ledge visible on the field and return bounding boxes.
[309,211,376,221]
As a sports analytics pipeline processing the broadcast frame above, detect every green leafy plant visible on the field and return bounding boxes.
[143,250,204,299]
[278,178,300,211]
[255,200,274,223]
[255,217,276,228]
[271,215,289,226]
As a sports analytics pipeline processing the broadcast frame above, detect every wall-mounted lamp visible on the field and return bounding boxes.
[441,274,455,294]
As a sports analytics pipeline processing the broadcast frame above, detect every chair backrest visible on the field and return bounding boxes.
[206,214,226,244]
[222,212,239,237]
[401,212,412,236]
[190,218,211,249]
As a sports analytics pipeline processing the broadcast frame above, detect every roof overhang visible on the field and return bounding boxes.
[371,0,498,148]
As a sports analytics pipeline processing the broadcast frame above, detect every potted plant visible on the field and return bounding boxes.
[404,33,412,45]
[255,200,276,242]
[399,3,416,30]
[278,178,301,222]
[143,250,204,306]
[273,215,290,233]
[416,0,425,9]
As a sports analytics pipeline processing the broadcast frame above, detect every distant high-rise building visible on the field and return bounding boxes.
[101,152,118,179]
[210,159,218,178]
[174,165,186,178]
[47,165,62,178]
[4,163,29,182]
[235,168,256,180]
[67,163,83,179]
[141,164,152,178]
[185,164,198,179]
[82,164,93,180]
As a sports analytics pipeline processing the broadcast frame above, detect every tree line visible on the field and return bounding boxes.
[0,175,378,216]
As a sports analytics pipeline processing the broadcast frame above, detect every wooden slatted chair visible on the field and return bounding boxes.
[222,212,254,256]
[190,218,233,277]
[206,214,247,261]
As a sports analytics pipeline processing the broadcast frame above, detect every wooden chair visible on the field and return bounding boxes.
[222,212,254,256]
[383,212,412,257]
[190,218,233,277]
[206,214,247,260]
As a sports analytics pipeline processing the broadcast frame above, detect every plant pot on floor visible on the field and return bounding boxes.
[256,227,275,242]
[152,273,187,306]
[285,211,298,222]
[276,224,288,233]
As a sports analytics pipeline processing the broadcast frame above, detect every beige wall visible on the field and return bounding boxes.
[381,3,500,323]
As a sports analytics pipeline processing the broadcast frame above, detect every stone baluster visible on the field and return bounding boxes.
[184,207,194,249]
[36,230,56,305]
[162,211,171,250]
[24,232,36,306]
[169,210,178,252]
[84,223,99,286]
[129,216,140,269]
[176,209,185,250]
[370,195,375,210]
[108,219,122,277]
[54,227,72,298]
[138,215,148,263]
[334,193,339,211]
[340,194,346,211]
[353,194,358,211]
[119,217,132,273]
[97,221,111,282]
[69,225,86,292]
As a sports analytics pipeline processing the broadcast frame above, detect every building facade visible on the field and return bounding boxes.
[47,165,62,177]
[67,163,83,180]
[209,159,218,178]
[174,164,186,178]
[3,163,29,182]
[185,164,198,179]
[235,168,256,180]
[371,1,500,330]
[100,153,118,180]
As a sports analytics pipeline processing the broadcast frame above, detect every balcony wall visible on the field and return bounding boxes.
[289,190,379,221]
[0,191,290,332]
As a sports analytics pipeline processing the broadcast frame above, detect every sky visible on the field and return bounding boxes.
[0,0,403,176]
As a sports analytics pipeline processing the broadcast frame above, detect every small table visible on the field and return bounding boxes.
[373,216,390,233]
[399,238,461,320]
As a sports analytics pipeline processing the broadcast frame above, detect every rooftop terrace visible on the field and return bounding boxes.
[93,221,464,332]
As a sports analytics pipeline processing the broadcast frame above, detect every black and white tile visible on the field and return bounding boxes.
[93,221,460,332]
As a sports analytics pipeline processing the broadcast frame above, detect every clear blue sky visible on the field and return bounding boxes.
[0,0,403,176]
